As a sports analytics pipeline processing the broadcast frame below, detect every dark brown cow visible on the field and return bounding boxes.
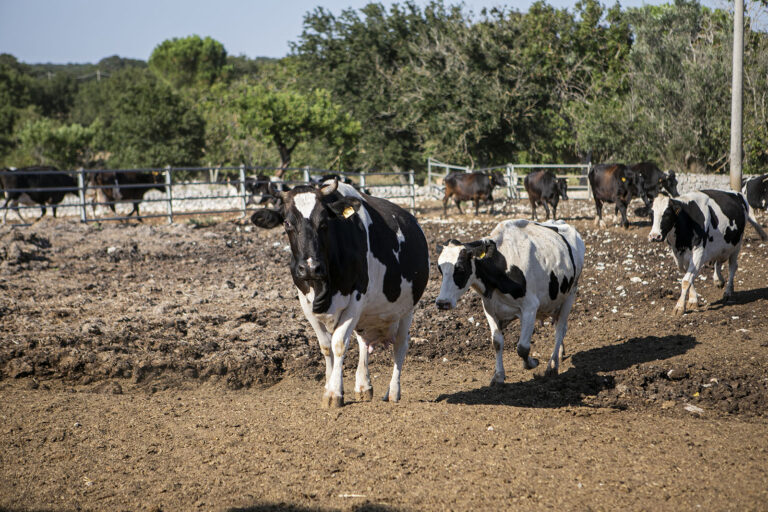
[1,166,77,224]
[90,171,165,220]
[443,172,506,216]
[523,170,568,220]
[588,164,647,229]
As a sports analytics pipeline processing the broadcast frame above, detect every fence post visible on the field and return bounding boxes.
[505,165,513,199]
[238,164,247,217]
[586,164,592,200]
[360,169,366,192]
[409,170,416,214]
[77,169,87,223]
[303,166,311,183]
[164,166,174,224]
[427,158,433,198]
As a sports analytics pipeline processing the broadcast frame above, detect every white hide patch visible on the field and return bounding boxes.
[393,228,405,262]
[293,193,317,219]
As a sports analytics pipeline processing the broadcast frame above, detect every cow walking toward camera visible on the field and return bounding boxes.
[436,219,585,383]
[648,190,768,316]
[251,179,429,407]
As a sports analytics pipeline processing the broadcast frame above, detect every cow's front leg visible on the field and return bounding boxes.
[483,310,506,386]
[516,309,539,370]
[687,283,699,309]
[297,294,335,403]
[542,202,551,220]
[383,313,413,403]
[354,333,373,401]
[325,314,357,408]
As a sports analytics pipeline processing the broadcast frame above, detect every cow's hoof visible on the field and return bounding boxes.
[523,357,539,370]
[321,393,344,408]
[673,305,685,317]
[714,280,725,289]
[544,365,559,378]
[489,377,505,387]
[356,388,373,402]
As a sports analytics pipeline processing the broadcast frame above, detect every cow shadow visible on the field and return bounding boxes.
[708,286,768,309]
[434,334,697,409]
[228,504,397,512]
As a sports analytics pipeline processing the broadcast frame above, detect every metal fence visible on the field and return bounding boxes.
[0,166,418,225]
[426,157,593,200]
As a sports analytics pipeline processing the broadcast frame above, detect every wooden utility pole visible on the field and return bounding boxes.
[730,0,744,191]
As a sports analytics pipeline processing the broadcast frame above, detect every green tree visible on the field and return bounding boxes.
[13,118,95,168]
[236,85,360,171]
[89,68,205,168]
[148,35,230,89]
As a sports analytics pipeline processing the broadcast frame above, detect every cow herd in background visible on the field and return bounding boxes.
[2,164,768,408]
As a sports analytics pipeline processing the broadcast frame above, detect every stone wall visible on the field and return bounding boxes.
[675,173,730,194]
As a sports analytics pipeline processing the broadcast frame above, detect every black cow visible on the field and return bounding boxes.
[1,166,77,223]
[523,170,568,220]
[649,190,767,316]
[250,179,429,408]
[242,174,291,207]
[630,162,679,213]
[741,174,768,210]
[443,172,506,216]
[588,164,648,228]
[90,171,165,219]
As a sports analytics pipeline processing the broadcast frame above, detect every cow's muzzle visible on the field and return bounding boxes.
[435,300,454,310]
[295,260,327,280]
[648,233,663,242]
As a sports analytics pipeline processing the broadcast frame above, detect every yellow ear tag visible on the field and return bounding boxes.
[621,177,626,182]
[478,251,486,259]
[342,206,355,218]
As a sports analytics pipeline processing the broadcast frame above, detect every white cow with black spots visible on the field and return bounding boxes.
[648,189,768,316]
[436,219,585,383]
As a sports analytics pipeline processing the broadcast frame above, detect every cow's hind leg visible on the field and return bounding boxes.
[593,199,604,227]
[354,333,373,401]
[516,309,539,370]
[713,261,725,288]
[724,249,740,300]
[542,202,551,220]
[529,200,537,220]
[546,291,577,377]
[383,313,412,403]
[454,199,463,215]
[483,309,506,386]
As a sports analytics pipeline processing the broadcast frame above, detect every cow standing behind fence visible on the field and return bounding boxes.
[1,166,77,224]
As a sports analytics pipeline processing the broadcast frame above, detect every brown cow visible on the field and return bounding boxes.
[90,171,165,220]
[443,172,506,216]
[588,164,647,229]
[524,170,568,220]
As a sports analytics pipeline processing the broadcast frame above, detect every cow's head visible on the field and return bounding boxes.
[251,179,362,296]
[662,171,679,197]
[557,178,569,200]
[435,239,495,310]
[648,194,679,242]
[489,172,507,188]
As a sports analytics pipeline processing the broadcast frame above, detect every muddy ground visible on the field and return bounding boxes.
[1,198,767,511]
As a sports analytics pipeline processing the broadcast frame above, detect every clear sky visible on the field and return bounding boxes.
[0,0,731,64]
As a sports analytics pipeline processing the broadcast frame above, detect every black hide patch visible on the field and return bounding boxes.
[549,271,559,300]
[703,190,745,246]
[363,194,429,305]
[474,249,526,300]
[708,206,719,230]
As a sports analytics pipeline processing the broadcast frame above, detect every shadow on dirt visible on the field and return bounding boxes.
[709,286,768,309]
[434,334,697,408]
[229,503,397,512]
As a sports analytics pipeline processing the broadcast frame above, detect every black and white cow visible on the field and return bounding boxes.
[251,179,430,407]
[741,174,768,211]
[436,219,585,382]
[648,190,768,316]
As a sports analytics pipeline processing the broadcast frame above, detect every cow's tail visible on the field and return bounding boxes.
[743,194,768,241]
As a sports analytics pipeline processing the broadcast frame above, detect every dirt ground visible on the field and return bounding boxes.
[1,198,767,511]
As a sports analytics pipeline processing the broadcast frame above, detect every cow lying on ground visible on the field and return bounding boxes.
[588,164,648,228]
[443,171,506,216]
[524,170,568,221]
[90,171,165,219]
[741,174,768,211]
[436,219,585,382]
[251,179,429,407]
[1,166,77,224]
[648,190,768,316]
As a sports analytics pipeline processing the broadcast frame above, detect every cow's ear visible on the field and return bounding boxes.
[327,197,361,219]
[468,239,496,259]
[251,208,284,229]
[670,200,682,215]
[436,243,445,254]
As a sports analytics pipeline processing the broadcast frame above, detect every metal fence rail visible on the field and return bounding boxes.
[1,166,419,225]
